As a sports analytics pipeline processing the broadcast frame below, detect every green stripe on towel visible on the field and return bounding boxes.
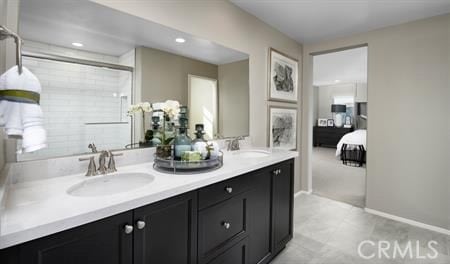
[0,90,40,104]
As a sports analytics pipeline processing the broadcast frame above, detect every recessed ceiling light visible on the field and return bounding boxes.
[334,79,341,83]
[175,38,186,43]
[72,42,83,47]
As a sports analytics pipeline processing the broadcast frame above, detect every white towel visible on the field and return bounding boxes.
[0,66,47,153]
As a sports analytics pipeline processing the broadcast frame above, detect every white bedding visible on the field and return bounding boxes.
[336,129,367,156]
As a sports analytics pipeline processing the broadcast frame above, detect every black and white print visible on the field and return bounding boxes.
[273,62,294,92]
[269,48,298,102]
[269,107,297,150]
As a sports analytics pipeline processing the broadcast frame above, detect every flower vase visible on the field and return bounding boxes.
[156,145,172,159]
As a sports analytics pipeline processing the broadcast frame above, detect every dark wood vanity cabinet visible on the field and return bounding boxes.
[0,159,294,264]
[133,192,198,264]
[1,192,197,264]
[207,238,249,264]
[14,211,134,264]
[198,159,294,264]
[271,161,294,253]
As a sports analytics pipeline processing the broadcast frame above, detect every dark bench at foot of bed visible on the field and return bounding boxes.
[341,144,366,167]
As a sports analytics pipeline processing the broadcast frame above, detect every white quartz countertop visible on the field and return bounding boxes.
[0,149,297,249]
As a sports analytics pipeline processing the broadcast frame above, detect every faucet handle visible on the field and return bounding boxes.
[79,156,98,176]
[107,151,123,173]
[225,139,232,151]
[88,143,98,153]
[97,151,109,175]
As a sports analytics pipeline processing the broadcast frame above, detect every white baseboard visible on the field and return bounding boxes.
[294,190,312,197]
[365,208,450,236]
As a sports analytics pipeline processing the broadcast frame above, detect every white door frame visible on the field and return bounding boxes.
[305,44,369,206]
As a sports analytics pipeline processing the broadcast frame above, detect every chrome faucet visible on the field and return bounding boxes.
[98,151,109,175]
[107,150,123,173]
[79,156,98,176]
[80,149,124,176]
[226,136,244,151]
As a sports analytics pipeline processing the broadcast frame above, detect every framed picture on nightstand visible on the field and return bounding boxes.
[318,118,328,127]
[327,119,334,127]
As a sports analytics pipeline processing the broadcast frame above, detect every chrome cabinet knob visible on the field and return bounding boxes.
[124,224,134,234]
[222,222,231,229]
[136,220,146,230]
[225,186,233,194]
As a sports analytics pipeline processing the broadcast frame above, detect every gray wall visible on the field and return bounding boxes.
[218,59,249,137]
[92,0,303,192]
[316,83,356,120]
[303,14,450,229]
[136,46,218,107]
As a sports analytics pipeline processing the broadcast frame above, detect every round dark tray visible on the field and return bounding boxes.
[153,154,223,174]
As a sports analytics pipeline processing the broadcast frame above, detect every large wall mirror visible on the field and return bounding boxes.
[17,0,249,161]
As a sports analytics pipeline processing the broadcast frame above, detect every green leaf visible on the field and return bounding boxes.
[164,137,174,145]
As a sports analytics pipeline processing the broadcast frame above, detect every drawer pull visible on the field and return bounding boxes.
[124,224,134,234]
[225,186,233,193]
[136,220,146,230]
[222,222,231,229]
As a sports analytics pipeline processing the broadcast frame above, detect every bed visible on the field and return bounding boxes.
[336,129,367,166]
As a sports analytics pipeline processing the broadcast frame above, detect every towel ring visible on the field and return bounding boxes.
[0,25,23,75]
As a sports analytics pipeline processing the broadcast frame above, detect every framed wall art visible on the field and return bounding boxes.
[268,48,299,103]
[268,106,297,150]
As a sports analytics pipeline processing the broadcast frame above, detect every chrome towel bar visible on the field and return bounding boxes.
[0,25,23,74]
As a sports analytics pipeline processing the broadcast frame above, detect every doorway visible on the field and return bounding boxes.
[188,75,218,140]
[311,46,368,207]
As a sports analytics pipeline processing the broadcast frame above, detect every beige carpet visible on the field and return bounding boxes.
[312,147,366,207]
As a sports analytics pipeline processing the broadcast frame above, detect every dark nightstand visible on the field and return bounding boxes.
[313,126,353,148]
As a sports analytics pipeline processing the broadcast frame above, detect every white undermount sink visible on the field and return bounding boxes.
[67,173,154,197]
[231,149,271,158]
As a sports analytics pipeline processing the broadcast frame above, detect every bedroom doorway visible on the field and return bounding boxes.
[311,46,368,207]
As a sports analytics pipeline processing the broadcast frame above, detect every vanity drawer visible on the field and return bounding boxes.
[198,174,251,210]
[198,192,248,261]
[207,238,248,264]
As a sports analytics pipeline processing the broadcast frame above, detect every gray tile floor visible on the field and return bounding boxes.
[272,194,450,264]
[312,147,366,207]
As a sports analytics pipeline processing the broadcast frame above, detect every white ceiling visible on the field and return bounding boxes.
[231,0,450,43]
[19,0,248,65]
[313,46,367,86]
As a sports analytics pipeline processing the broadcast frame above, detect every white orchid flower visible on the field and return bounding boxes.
[152,102,164,111]
[162,100,181,119]
[140,102,152,113]
[127,102,152,116]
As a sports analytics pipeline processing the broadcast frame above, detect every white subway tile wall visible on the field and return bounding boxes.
[17,41,135,161]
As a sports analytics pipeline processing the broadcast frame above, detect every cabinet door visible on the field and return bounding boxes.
[271,160,294,253]
[247,169,272,264]
[133,192,197,264]
[18,211,133,264]
[207,238,248,264]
